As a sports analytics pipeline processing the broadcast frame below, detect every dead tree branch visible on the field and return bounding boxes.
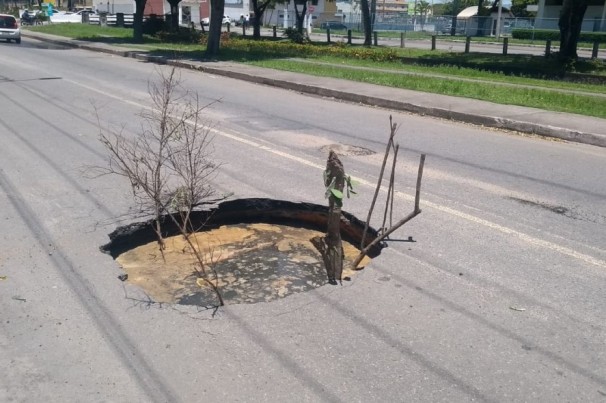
[96,66,225,306]
[361,116,397,249]
[352,153,426,269]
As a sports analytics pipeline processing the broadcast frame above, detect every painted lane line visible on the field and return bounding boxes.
[214,127,606,269]
[65,78,606,270]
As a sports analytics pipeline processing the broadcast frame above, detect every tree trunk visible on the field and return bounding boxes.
[294,2,307,33]
[251,0,268,39]
[558,0,589,61]
[206,0,226,57]
[133,0,147,43]
[360,0,372,46]
[370,0,377,32]
[313,151,345,284]
[476,0,484,36]
[167,0,181,31]
[253,19,261,39]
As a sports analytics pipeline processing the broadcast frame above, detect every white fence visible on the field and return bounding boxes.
[46,11,134,26]
[88,13,134,26]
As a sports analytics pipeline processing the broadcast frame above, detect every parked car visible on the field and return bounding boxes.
[0,14,21,44]
[320,21,347,31]
[201,15,231,26]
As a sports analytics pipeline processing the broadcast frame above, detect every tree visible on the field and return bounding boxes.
[96,67,224,305]
[250,0,273,39]
[206,0,226,57]
[311,150,346,284]
[292,0,309,33]
[132,0,147,42]
[477,0,484,16]
[475,0,491,36]
[558,0,589,61]
[360,0,372,45]
[510,0,538,18]
[167,0,182,31]
[443,0,477,16]
[417,0,431,28]
[431,3,447,16]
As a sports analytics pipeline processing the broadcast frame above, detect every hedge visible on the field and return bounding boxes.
[222,39,401,62]
[512,28,606,43]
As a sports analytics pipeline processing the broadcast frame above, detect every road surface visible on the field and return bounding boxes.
[1,38,606,402]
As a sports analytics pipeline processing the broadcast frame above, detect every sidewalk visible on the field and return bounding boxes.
[24,31,606,148]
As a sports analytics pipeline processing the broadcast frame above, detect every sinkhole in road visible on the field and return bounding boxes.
[101,198,384,307]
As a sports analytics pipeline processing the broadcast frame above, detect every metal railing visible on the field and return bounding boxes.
[326,14,606,36]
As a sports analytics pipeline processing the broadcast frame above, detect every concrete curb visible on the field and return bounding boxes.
[181,65,606,148]
[25,32,606,148]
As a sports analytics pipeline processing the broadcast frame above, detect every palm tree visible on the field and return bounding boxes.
[417,0,431,29]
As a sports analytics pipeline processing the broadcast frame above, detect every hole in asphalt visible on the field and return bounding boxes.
[101,198,384,307]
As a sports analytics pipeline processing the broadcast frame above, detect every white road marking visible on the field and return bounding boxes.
[65,77,606,270]
[217,127,606,270]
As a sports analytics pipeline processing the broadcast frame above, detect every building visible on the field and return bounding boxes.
[535,0,606,31]
[377,0,408,17]
[455,5,513,36]
[91,0,342,29]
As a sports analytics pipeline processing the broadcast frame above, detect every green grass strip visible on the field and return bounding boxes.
[246,59,606,118]
[24,24,606,118]
[305,56,606,94]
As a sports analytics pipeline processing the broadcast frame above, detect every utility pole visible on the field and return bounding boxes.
[495,0,503,39]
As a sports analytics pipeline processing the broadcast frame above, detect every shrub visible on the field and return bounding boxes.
[199,31,236,46]
[222,38,400,62]
[283,27,308,44]
[143,15,168,35]
[579,31,606,43]
[156,27,201,43]
[512,29,559,41]
[512,28,606,43]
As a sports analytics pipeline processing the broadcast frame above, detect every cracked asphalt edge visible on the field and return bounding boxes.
[25,32,606,148]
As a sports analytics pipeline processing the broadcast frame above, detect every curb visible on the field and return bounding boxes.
[25,32,606,148]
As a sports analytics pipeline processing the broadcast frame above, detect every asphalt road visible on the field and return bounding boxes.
[1,38,606,402]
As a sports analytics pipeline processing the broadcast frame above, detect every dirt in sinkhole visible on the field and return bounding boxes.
[116,223,371,306]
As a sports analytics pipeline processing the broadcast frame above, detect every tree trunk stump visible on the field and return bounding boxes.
[313,150,345,284]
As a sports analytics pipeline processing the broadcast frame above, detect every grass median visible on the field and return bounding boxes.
[27,24,606,119]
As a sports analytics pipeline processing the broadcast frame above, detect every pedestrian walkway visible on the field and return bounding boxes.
[23,30,606,148]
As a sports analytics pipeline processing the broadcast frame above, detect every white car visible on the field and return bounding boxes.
[0,14,20,44]
[201,15,231,26]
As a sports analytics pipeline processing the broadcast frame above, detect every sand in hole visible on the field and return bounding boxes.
[117,223,371,305]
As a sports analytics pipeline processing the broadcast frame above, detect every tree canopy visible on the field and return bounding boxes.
[510,0,538,17]
[441,0,487,16]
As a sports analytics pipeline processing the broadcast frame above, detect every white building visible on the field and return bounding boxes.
[535,0,606,31]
